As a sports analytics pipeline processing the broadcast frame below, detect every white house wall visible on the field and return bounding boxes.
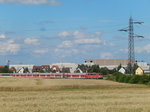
[9,65,34,73]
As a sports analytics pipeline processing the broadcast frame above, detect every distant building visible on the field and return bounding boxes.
[118,67,126,74]
[135,67,144,75]
[32,66,42,73]
[61,67,70,73]
[41,65,51,72]
[50,65,60,73]
[9,65,34,73]
[136,61,150,73]
[9,67,16,73]
[32,65,51,73]
[0,65,5,69]
[84,59,129,69]
[75,68,83,73]
[51,63,78,73]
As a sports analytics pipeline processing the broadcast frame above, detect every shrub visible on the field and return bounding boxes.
[106,72,150,85]
[124,75,132,83]
[128,75,141,84]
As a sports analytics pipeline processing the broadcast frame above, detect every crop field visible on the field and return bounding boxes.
[0,77,150,112]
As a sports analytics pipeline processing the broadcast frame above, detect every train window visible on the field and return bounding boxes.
[88,73,96,75]
[55,75,60,76]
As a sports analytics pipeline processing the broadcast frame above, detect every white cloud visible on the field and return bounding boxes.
[54,30,116,60]
[24,38,39,45]
[74,38,102,44]
[72,30,85,38]
[56,30,86,39]
[33,49,48,54]
[56,30,104,47]
[58,41,73,48]
[136,44,150,53]
[0,0,61,6]
[100,52,113,59]
[94,31,102,36]
[0,40,20,54]
[56,30,103,40]
[0,34,6,39]
[54,48,78,54]
[103,40,115,46]
[54,48,79,58]
[57,31,71,38]
[49,0,60,6]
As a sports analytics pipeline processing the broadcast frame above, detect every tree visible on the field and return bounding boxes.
[0,66,13,73]
[117,64,122,71]
[108,68,117,74]
[77,64,118,75]
[52,70,56,73]
[39,69,45,73]
[126,63,139,75]
[87,65,100,73]
[133,63,139,74]
[23,67,29,73]
[99,67,109,75]
[78,64,89,73]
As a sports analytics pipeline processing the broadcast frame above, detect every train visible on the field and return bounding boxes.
[0,73,103,79]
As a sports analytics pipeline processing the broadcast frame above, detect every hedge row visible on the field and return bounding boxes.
[106,72,150,85]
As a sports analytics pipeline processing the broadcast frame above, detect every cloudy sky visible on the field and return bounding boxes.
[0,0,150,65]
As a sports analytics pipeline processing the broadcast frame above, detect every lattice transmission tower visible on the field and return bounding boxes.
[119,17,144,74]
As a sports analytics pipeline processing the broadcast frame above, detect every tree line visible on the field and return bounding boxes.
[107,72,150,85]
[76,64,117,75]
[76,63,139,75]
[0,66,13,73]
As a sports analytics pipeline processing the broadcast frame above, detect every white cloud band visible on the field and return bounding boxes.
[0,40,20,54]
[24,38,39,45]
[0,0,61,5]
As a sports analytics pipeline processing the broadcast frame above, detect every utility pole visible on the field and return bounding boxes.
[119,16,144,74]
[7,60,10,68]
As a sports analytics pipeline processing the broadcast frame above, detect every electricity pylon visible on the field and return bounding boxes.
[119,17,144,74]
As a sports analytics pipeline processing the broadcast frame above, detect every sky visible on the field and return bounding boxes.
[0,0,150,65]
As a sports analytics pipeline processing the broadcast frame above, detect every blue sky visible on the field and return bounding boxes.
[0,0,150,65]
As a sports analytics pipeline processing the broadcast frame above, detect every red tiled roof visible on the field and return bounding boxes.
[51,65,60,72]
[0,65,4,68]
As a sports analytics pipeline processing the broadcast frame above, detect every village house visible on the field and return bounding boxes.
[135,67,144,75]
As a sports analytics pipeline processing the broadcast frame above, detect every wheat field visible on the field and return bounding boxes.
[0,77,150,112]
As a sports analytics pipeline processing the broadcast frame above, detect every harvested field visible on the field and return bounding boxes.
[0,77,146,91]
[0,77,149,112]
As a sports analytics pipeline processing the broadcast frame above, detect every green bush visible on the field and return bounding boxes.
[106,73,150,85]
[124,75,132,83]
[128,75,140,84]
